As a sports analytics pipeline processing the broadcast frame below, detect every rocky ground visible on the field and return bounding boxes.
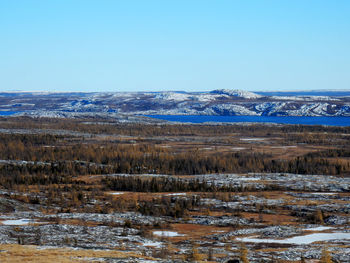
[0,173,349,262]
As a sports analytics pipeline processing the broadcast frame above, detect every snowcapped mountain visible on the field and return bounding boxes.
[0,89,349,118]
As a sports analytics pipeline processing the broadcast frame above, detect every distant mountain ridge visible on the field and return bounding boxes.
[256,90,350,97]
[0,89,349,118]
[210,89,263,99]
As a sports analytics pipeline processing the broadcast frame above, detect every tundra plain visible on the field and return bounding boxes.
[0,117,349,262]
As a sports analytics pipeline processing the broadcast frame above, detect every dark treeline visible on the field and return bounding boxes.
[1,116,350,137]
[0,163,76,188]
[138,195,201,218]
[0,155,348,181]
[0,145,349,179]
[0,117,349,177]
[102,175,288,193]
[102,176,223,192]
[0,134,60,146]
[305,148,350,158]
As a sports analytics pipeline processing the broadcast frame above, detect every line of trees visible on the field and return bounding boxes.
[1,116,350,137]
[0,146,349,179]
[0,153,349,182]
[0,119,349,177]
[102,176,224,192]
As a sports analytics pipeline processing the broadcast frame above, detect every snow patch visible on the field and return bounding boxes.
[240,138,265,141]
[142,241,163,248]
[153,231,184,237]
[1,219,36,225]
[304,226,334,231]
[310,192,337,195]
[236,232,350,245]
[231,147,246,151]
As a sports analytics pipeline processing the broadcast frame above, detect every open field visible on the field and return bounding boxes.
[0,117,349,262]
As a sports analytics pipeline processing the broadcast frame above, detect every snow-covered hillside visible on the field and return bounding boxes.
[0,89,349,118]
[210,89,263,99]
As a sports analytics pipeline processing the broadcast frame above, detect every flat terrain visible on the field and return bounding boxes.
[0,117,349,262]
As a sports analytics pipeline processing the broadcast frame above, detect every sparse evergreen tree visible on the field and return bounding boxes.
[315,209,324,224]
[320,247,332,263]
[187,242,201,262]
[239,243,250,263]
[207,247,213,261]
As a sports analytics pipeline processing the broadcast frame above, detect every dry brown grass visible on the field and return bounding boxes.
[0,244,155,263]
[241,212,298,225]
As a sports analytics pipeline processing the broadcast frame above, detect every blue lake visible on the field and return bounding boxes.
[0,111,18,116]
[145,115,350,126]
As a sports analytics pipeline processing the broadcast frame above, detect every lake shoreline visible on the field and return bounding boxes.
[145,115,350,127]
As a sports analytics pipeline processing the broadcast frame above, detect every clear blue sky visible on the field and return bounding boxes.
[1,0,349,92]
